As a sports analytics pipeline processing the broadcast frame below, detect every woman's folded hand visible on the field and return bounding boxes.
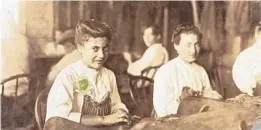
[103,109,130,125]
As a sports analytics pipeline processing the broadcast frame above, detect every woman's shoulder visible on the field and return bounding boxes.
[57,61,81,77]
[147,43,163,52]
[155,59,177,77]
[100,67,116,78]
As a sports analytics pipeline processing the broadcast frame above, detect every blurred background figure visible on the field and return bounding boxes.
[43,29,76,56]
[232,21,261,96]
[127,25,169,88]
[44,27,80,87]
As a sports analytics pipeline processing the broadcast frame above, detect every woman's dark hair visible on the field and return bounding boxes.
[148,24,161,36]
[75,19,113,46]
[171,23,202,45]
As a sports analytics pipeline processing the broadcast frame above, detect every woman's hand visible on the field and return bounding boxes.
[180,87,203,101]
[103,109,130,125]
[192,90,203,97]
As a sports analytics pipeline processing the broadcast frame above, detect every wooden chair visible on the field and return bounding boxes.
[1,73,39,129]
[128,66,160,117]
[35,87,51,130]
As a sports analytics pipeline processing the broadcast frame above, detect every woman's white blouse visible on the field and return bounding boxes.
[153,57,221,117]
[232,43,261,96]
[45,60,128,123]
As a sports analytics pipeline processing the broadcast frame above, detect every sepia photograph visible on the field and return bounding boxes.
[1,1,261,130]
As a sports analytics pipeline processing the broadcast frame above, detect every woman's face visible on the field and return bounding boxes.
[78,37,110,70]
[174,33,201,63]
[143,27,156,47]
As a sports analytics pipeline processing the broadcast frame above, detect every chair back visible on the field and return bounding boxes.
[1,73,38,129]
[35,87,50,130]
[1,74,30,99]
[128,66,160,117]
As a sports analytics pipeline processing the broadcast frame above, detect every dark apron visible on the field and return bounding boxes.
[43,95,119,130]
[81,94,111,116]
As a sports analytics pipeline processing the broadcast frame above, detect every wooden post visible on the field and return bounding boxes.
[79,1,84,20]
[163,6,169,47]
[66,1,71,28]
[108,1,113,9]
[85,2,92,19]
[191,0,199,28]
[53,1,59,41]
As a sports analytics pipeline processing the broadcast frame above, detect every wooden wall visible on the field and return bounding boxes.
[53,1,194,56]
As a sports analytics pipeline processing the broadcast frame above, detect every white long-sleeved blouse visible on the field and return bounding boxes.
[153,57,221,117]
[45,60,128,123]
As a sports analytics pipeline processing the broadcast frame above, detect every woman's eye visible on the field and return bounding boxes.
[103,46,109,51]
[195,43,200,47]
[92,47,99,52]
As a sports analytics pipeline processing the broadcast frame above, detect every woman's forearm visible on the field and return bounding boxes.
[80,115,105,126]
